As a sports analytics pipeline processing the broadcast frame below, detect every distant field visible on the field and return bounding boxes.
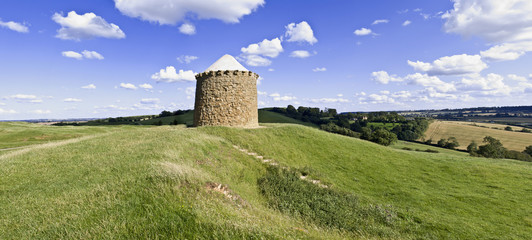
[139,111,194,126]
[257,110,317,127]
[423,121,532,151]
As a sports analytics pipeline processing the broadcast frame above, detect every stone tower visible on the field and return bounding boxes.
[193,54,259,127]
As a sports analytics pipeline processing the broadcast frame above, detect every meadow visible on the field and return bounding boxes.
[423,120,532,151]
[1,120,531,239]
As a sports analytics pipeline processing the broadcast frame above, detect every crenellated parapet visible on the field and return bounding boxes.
[195,70,259,80]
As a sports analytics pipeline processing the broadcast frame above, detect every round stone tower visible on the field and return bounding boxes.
[193,54,259,127]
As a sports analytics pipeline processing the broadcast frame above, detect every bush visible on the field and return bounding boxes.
[504,126,513,131]
[370,128,398,146]
[477,136,506,158]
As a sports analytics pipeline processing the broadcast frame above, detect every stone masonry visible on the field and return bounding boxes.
[193,70,259,127]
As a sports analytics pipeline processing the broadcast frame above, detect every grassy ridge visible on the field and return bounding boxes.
[1,123,531,239]
[423,120,532,151]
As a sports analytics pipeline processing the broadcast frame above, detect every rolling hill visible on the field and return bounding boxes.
[1,122,531,239]
[423,120,532,151]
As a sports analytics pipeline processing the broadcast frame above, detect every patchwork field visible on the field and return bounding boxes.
[0,122,531,239]
[423,121,532,151]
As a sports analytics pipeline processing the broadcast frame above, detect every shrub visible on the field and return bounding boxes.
[477,136,506,158]
[504,126,513,131]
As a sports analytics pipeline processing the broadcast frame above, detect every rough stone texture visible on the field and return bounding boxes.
[194,70,259,127]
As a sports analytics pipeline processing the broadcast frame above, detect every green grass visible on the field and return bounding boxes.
[1,123,531,239]
[367,122,401,130]
[391,140,469,157]
[258,110,318,127]
[0,122,122,149]
[139,111,194,126]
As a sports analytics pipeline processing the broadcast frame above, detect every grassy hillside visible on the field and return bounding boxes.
[1,123,531,239]
[258,110,317,127]
[423,120,532,151]
[139,111,194,126]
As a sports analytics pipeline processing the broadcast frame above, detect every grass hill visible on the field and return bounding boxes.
[1,123,531,239]
[424,120,532,151]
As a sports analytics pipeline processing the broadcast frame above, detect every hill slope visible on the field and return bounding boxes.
[424,120,532,151]
[1,124,531,239]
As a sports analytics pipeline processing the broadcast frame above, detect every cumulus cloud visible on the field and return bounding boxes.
[402,20,411,26]
[372,19,389,25]
[240,55,271,67]
[507,74,527,82]
[52,11,125,41]
[405,73,456,92]
[289,50,312,58]
[268,93,296,101]
[179,23,196,35]
[407,54,487,75]
[62,51,83,60]
[371,71,402,84]
[309,98,349,103]
[139,83,153,89]
[284,21,318,45]
[82,84,96,89]
[177,55,198,64]
[241,38,283,58]
[0,20,29,33]
[120,83,137,90]
[63,98,82,102]
[354,28,372,36]
[82,50,104,60]
[459,73,511,95]
[480,41,532,61]
[366,94,395,104]
[32,110,51,114]
[312,67,327,72]
[114,0,264,24]
[140,98,159,104]
[151,66,196,82]
[0,108,17,114]
[5,94,39,103]
[443,0,532,43]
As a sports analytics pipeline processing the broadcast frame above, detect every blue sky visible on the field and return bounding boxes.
[1,0,532,120]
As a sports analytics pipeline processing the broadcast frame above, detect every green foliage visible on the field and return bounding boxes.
[524,145,532,156]
[391,118,429,141]
[477,136,507,158]
[320,122,360,138]
[467,141,478,154]
[505,126,513,131]
[370,128,398,146]
[521,128,531,133]
[258,166,398,235]
[437,137,460,150]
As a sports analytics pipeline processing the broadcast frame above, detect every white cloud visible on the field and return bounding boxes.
[289,50,312,58]
[391,91,412,98]
[120,83,137,90]
[6,94,38,102]
[407,54,487,75]
[62,50,104,60]
[309,98,349,103]
[459,73,511,95]
[82,84,96,89]
[177,55,198,64]
[179,23,196,35]
[0,108,17,114]
[32,110,51,114]
[82,50,104,60]
[371,71,402,84]
[52,11,125,41]
[312,67,327,72]
[258,90,267,95]
[30,99,43,104]
[402,20,412,26]
[354,28,372,36]
[372,19,389,25]
[257,76,263,85]
[268,68,275,72]
[269,93,280,97]
[443,0,532,43]
[62,51,83,60]
[114,0,265,24]
[284,21,317,45]
[63,98,82,102]
[185,86,195,99]
[366,94,395,104]
[337,94,343,97]
[139,83,153,89]
[268,93,296,101]
[0,20,29,33]
[507,74,527,82]
[241,38,283,58]
[140,98,160,104]
[480,41,532,61]
[151,66,196,82]
[405,73,457,92]
[240,55,271,67]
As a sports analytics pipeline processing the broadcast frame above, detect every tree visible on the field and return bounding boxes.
[171,119,179,125]
[360,127,372,140]
[370,128,397,146]
[477,136,507,158]
[467,141,478,153]
[437,138,447,147]
[156,120,163,126]
[444,137,460,149]
[524,145,532,156]
[504,126,513,131]
[286,105,297,116]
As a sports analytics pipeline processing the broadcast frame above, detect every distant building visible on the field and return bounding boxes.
[193,54,259,127]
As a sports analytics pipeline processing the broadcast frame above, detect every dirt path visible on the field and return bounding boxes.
[0,146,27,151]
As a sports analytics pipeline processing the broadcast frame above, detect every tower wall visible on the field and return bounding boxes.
[194,70,259,127]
